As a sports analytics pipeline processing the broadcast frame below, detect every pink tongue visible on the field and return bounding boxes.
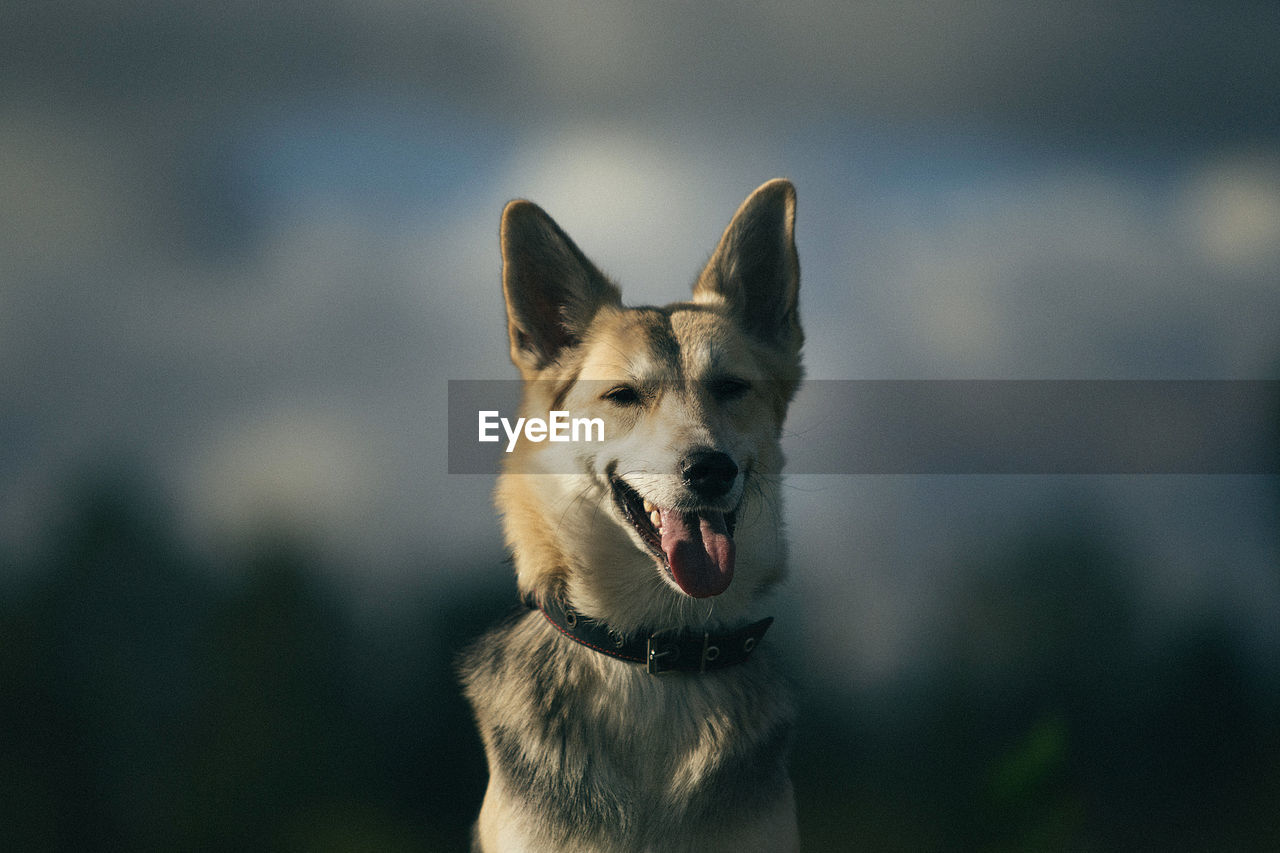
[658,508,735,598]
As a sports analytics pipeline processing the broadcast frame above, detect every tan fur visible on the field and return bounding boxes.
[462,180,803,852]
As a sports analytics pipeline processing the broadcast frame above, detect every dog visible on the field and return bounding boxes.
[460,179,804,852]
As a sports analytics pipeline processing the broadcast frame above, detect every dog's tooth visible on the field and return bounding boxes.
[643,498,654,513]
[649,509,661,528]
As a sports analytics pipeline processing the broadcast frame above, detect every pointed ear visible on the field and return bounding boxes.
[693,179,801,353]
[501,200,621,374]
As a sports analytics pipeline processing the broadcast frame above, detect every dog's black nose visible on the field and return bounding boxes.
[681,450,738,499]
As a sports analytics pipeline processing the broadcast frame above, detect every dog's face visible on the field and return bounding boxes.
[495,180,802,632]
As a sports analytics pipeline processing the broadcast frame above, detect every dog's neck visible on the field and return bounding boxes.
[530,595,773,676]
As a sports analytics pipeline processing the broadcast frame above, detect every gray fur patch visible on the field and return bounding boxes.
[460,611,795,848]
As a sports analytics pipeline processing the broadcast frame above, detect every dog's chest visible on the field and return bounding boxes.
[462,617,795,845]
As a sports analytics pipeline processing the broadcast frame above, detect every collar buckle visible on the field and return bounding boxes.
[646,635,680,675]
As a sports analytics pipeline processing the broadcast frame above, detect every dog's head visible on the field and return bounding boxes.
[495,180,802,632]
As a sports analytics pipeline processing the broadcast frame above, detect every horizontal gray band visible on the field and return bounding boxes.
[448,380,1279,475]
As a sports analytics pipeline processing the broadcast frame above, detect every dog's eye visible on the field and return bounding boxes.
[603,385,641,406]
[708,377,751,401]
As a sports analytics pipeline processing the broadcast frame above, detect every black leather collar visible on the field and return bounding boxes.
[533,595,773,675]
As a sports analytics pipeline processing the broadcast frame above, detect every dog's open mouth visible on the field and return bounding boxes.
[610,477,738,599]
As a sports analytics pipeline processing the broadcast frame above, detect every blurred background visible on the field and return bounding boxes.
[3,2,1279,849]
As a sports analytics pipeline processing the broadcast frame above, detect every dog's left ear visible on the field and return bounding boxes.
[693,179,801,354]
[501,200,622,375]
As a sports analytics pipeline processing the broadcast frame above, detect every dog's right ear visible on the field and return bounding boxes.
[501,200,621,374]
[693,179,801,356]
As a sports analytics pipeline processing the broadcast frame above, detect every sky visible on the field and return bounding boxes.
[3,1,1279,687]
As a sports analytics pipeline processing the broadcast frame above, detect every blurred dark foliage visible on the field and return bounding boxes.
[3,472,1278,851]
[794,524,1280,850]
